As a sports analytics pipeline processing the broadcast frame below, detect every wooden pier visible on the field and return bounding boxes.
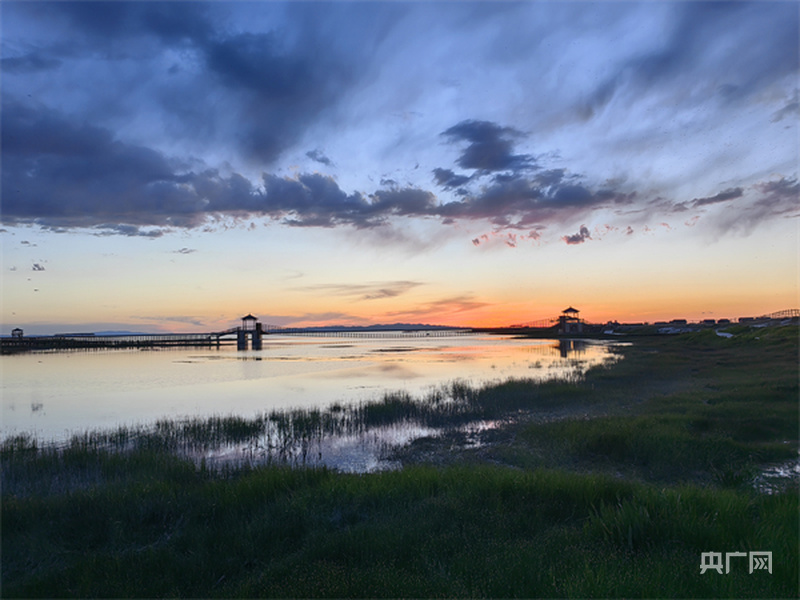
[1,324,474,354]
[1,332,227,354]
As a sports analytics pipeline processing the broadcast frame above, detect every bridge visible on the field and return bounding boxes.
[1,318,474,353]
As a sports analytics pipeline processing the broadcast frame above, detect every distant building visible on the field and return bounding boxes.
[11,328,23,338]
[559,307,583,335]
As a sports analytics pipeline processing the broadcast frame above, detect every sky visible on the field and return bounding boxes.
[1,0,798,334]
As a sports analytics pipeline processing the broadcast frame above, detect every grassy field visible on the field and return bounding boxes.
[2,326,798,597]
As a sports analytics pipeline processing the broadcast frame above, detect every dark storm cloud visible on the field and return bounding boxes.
[7,1,362,166]
[0,102,637,234]
[430,120,638,230]
[441,120,534,172]
[201,31,355,164]
[432,168,471,191]
[1,101,204,228]
[435,171,634,230]
[1,99,436,230]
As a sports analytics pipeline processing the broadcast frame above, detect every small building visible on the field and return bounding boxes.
[11,328,23,338]
[238,314,262,350]
[559,307,583,335]
[241,314,258,330]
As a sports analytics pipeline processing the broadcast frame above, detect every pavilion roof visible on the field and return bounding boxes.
[562,307,580,314]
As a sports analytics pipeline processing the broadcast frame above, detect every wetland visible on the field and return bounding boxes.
[2,326,798,597]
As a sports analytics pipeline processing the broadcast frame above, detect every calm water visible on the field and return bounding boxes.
[2,335,616,444]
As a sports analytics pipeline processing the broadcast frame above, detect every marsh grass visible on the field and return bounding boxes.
[3,326,798,597]
[3,464,797,597]
[2,366,595,488]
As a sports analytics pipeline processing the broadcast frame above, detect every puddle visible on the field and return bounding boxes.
[194,421,444,473]
[753,455,800,494]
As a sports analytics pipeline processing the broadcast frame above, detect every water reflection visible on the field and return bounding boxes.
[2,335,620,445]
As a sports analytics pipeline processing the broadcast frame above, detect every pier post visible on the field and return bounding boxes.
[252,323,263,350]
[237,329,247,350]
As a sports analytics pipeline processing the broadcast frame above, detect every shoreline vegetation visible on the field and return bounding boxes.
[2,326,798,597]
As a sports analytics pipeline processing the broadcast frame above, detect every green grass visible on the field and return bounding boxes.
[2,325,798,597]
[3,463,797,597]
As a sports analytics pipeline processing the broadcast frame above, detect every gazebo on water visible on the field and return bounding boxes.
[237,314,263,350]
[559,307,583,335]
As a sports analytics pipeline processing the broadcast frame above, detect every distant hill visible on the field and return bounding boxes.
[91,330,154,336]
[286,323,462,332]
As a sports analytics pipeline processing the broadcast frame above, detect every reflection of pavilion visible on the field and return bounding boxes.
[238,314,263,350]
[559,306,583,335]
[557,339,586,358]
[524,339,587,359]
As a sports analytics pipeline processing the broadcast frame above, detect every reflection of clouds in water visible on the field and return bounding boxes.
[2,336,622,442]
[376,363,423,378]
[317,362,423,381]
[371,346,421,352]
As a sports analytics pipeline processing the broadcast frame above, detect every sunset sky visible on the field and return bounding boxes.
[1,1,798,334]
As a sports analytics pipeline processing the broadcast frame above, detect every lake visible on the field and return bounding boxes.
[2,334,619,468]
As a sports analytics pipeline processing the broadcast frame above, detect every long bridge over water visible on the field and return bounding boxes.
[1,316,474,353]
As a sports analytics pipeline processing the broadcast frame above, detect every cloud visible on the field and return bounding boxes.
[690,177,799,238]
[441,120,534,173]
[384,294,490,320]
[691,187,744,207]
[295,280,423,301]
[202,30,356,164]
[562,225,592,245]
[10,1,366,167]
[1,53,62,74]
[94,225,166,238]
[2,99,790,245]
[432,168,471,192]
[771,91,800,123]
[579,2,799,118]
[753,177,799,216]
[174,247,197,254]
[131,315,207,327]
[306,149,334,166]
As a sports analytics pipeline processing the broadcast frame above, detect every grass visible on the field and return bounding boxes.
[2,325,798,597]
[3,464,797,597]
